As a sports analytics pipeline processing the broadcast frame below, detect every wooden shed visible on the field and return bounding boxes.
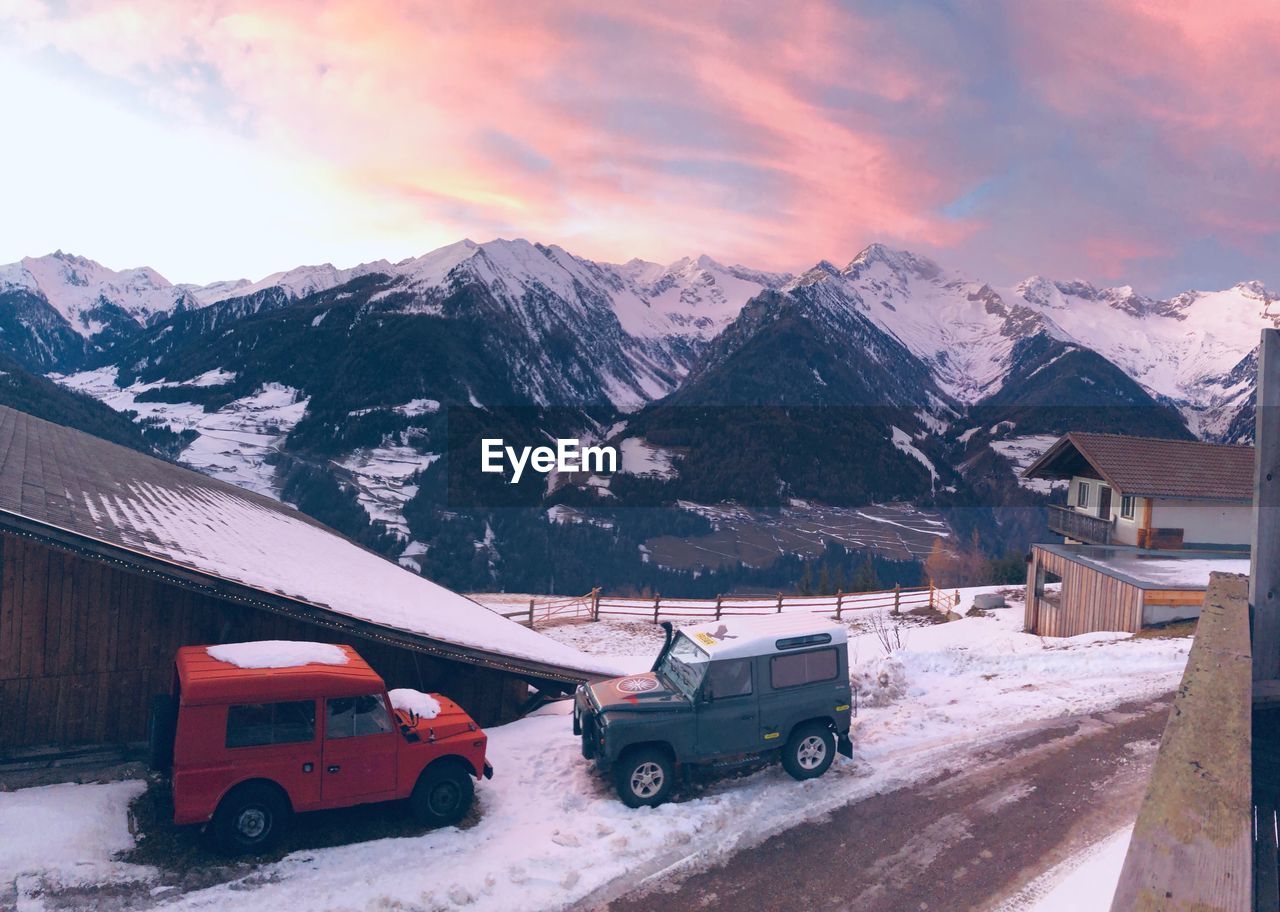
[1025,543,1251,637]
[0,406,613,755]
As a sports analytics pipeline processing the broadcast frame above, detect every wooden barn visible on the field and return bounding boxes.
[1025,542,1251,637]
[0,406,613,756]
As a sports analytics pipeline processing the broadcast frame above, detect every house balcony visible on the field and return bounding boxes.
[1046,503,1112,545]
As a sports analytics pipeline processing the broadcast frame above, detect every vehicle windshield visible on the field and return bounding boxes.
[656,633,710,698]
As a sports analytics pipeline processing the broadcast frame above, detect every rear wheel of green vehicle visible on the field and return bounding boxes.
[614,746,675,808]
[781,723,836,781]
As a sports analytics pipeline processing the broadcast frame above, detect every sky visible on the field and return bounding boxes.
[0,0,1277,295]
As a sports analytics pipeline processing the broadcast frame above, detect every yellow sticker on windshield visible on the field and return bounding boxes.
[692,632,718,648]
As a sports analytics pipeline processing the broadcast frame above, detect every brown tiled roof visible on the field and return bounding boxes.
[1023,431,1255,501]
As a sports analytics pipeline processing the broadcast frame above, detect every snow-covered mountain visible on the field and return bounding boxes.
[0,250,198,337]
[11,234,1271,592]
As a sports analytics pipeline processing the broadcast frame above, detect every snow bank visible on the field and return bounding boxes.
[207,641,348,669]
[994,826,1133,912]
[388,688,442,719]
[0,780,147,886]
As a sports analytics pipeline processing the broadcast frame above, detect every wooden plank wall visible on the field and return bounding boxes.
[1027,546,1147,637]
[0,533,528,752]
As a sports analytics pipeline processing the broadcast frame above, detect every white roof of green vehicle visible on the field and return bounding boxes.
[679,615,847,661]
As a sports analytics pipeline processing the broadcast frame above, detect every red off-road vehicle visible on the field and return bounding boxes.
[148,642,492,853]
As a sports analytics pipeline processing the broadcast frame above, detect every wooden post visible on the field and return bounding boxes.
[893,583,901,616]
[653,593,661,623]
[835,590,844,620]
[591,587,600,621]
[954,590,960,614]
[527,598,535,628]
[715,594,723,620]
[929,583,935,611]
[1254,328,1280,683]
[776,592,784,614]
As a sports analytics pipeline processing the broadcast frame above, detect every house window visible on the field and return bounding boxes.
[1076,481,1090,508]
[1120,495,1136,520]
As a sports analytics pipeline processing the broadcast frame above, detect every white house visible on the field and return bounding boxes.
[1022,432,1253,550]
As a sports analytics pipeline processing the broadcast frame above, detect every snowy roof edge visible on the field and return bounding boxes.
[0,501,612,683]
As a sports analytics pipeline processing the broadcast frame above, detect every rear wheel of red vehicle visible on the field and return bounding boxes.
[211,782,290,855]
[410,762,474,828]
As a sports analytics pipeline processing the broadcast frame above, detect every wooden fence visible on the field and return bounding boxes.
[497,584,960,629]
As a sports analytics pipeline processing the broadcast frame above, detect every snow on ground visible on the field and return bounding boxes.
[335,445,439,538]
[0,780,151,895]
[618,437,679,478]
[173,383,309,497]
[890,425,938,485]
[5,587,1188,912]
[57,368,309,498]
[993,826,1133,912]
[990,435,1064,493]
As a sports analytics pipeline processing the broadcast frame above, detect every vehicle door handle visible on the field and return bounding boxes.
[327,764,341,773]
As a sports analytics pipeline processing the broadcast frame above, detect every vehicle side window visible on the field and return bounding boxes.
[326,694,393,739]
[703,659,753,700]
[226,700,316,748]
[770,649,838,689]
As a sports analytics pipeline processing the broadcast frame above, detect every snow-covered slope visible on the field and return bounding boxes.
[1013,277,1278,438]
[784,244,1067,405]
[0,251,195,336]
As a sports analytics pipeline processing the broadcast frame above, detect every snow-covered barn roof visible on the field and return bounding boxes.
[0,406,622,681]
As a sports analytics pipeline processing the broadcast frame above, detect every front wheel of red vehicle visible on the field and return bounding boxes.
[410,762,475,828]
[211,782,290,855]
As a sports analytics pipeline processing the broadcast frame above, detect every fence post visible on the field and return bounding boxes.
[715,594,723,620]
[591,587,600,621]
[954,590,960,614]
[653,593,661,624]
[929,583,935,611]
[528,598,535,628]
[836,590,844,620]
[776,592,784,614]
[893,583,901,616]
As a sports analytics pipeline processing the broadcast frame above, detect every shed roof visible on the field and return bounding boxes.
[681,615,847,660]
[1022,432,1254,502]
[0,405,621,681]
[176,644,386,705]
[1032,543,1251,590]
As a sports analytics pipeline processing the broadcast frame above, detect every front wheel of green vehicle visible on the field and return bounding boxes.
[613,746,674,808]
[781,723,836,781]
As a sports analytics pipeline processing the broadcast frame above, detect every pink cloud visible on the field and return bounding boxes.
[4,0,1277,290]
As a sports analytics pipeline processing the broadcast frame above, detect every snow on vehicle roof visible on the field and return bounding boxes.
[0,406,623,679]
[206,640,349,669]
[680,615,847,661]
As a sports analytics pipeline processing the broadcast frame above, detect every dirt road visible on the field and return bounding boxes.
[579,696,1171,912]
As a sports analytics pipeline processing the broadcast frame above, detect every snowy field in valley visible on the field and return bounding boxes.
[2,587,1189,911]
[56,367,308,498]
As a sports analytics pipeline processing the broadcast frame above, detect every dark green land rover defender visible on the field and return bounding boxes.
[574,615,854,807]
